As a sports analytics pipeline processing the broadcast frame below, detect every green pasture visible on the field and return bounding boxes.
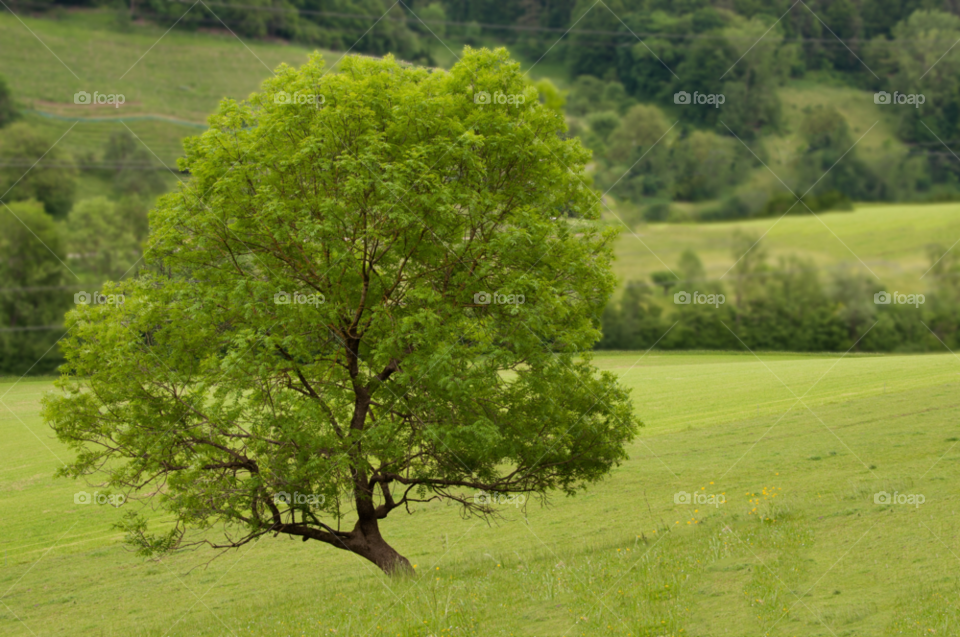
[2,351,959,636]
[611,202,960,294]
[0,10,321,165]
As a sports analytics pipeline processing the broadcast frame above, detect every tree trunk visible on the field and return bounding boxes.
[348,523,413,575]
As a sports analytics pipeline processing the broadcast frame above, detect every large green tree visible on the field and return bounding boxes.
[43,49,639,573]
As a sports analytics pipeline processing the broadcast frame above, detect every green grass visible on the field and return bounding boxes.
[0,9,323,165]
[2,351,959,636]
[610,202,960,294]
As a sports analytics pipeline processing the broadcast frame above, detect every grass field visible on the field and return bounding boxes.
[610,202,960,295]
[3,350,960,636]
[0,9,320,165]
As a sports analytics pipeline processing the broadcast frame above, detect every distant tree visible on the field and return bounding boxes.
[597,282,665,350]
[670,130,748,201]
[0,75,18,129]
[887,10,960,174]
[678,248,705,284]
[729,230,768,309]
[795,106,874,200]
[64,196,141,285]
[102,130,167,196]
[0,123,77,218]
[603,103,673,201]
[829,267,878,346]
[0,200,70,374]
[650,270,679,295]
[43,50,639,574]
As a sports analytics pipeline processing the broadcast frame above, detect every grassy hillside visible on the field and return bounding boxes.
[0,10,320,164]
[2,351,959,635]
[611,202,959,294]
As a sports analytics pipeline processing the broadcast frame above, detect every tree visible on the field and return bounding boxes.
[101,130,168,197]
[650,270,679,295]
[0,123,77,218]
[794,106,874,200]
[729,230,768,310]
[43,49,639,574]
[677,248,705,285]
[64,196,142,285]
[0,75,18,129]
[0,200,70,374]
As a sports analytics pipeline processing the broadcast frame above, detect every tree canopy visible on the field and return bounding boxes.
[43,48,639,573]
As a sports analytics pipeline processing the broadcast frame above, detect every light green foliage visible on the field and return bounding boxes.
[42,49,637,572]
[533,77,566,114]
[678,248,705,284]
[63,196,141,285]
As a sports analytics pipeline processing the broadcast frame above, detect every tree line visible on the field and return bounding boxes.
[598,233,959,353]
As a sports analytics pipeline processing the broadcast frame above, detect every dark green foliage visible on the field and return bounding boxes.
[795,106,876,200]
[0,201,70,374]
[598,241,956,353]
[0,123,77,218]
[650,270,679,295]
[0,76,18,129]
[101,130,168,197]
[759,190,854,217]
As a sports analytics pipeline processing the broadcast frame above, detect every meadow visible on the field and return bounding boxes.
[3,350,959,636]
[609,202,960,296]
[0,10,320,165]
